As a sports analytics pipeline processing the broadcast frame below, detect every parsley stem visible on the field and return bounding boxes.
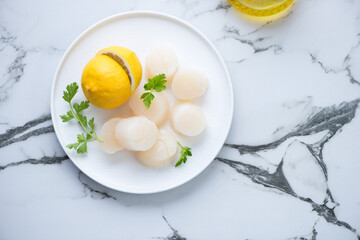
[177,141,183,148]
[69,102,103,143]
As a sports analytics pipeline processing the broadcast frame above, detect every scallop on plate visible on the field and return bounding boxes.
[50,11,233,194]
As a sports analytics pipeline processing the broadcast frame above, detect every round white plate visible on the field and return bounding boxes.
[51,11,233,194]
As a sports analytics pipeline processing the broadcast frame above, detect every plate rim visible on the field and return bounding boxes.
[50,10,234,194]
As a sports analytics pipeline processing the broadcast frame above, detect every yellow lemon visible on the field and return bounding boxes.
[97,46,142,93]
[81,46,142,109]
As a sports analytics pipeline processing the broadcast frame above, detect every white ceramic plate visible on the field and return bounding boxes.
[51,11,233,194]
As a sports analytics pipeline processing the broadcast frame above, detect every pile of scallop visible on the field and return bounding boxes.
[99,46,208,168]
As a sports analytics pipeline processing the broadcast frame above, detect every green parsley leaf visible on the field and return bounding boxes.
[86,133,92,140]
[77,133,87,143]
[144,74,167,92]
[67,111,74,118]
[141,92,155,109]
[88,117,95,131]
[175,142,192,167]
[77,142,87,154]
[73,100,89,113]
[66,142,80,150]
[141,74,167,109]
[77,113,88,128]
[60,111,74,122]
[62,82,78,103]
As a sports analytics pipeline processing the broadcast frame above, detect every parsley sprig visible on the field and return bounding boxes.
[175,142,192,167]
[141,74,167,109]
[60,82,102,154]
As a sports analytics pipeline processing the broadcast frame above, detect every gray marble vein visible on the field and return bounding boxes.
[0,25,16,51]
[192,1,231,18]
[78,171,116,200]
[224,99,360,154]
[0,25,29,102]
[0,25,64,103]
[221,25,283,54]
[0,48,27,102]
[0,125,54,148]
[0,155,68,171]
[219,99,360,237]
[286,226,317,240]
[216,155,357,235]
[310,43,360,86]
[0,114,53,148]
[77,171,187,240]
[155,216,187,240]
[309,53,337,74]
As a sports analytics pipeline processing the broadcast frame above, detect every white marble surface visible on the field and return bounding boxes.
[1,0,360,239]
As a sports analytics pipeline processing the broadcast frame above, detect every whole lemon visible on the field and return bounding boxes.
[81,46,142,109]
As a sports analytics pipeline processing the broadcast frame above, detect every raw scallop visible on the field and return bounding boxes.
[136,129,177,168]
[172,69,208,100]
[99,118,124,154]
[115,116,158,151]
[129,90,169,126]
[146,46,179,82]
[171,101,206,136]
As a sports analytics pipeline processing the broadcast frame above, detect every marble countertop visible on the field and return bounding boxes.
[1,0,360,239]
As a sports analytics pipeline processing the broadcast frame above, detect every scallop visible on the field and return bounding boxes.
[172,69,208,100]
[99,118,124,154]
[146,45,179,82]
[171,101,206,136]
[115,116,159,151]
[136,129,178,168]
[129,90,169,126]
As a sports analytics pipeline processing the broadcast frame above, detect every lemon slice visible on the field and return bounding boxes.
[97,46,142,93]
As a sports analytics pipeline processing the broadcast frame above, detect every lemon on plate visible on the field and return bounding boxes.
[81,46,142,109]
